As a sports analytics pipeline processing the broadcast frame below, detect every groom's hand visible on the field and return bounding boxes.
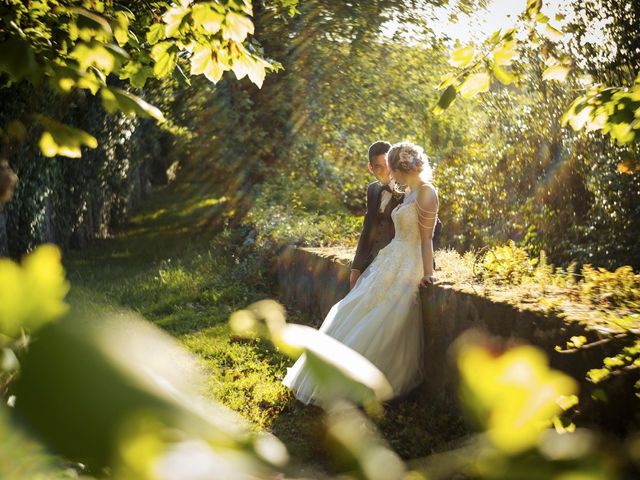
[349,269,361,290]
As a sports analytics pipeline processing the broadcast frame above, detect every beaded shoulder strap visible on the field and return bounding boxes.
[415,183,438,229]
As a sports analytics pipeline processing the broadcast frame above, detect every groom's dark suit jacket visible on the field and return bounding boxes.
[352,181,442,273]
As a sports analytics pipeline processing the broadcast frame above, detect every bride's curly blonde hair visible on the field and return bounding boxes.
[386,141,433,182]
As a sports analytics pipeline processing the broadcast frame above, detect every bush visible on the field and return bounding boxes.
[244,175,363,249]
[479,241,537,285]
[581,265,640,310]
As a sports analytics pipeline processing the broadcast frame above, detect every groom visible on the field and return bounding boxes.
[350,141,442,290]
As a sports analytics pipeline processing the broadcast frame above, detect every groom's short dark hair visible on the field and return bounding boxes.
[368,141,391,164]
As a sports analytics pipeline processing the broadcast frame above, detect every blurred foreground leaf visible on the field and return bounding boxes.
[0,244,69,340]
[36,116,98,158]
[456,334,578,454]
[11,312,288,476]
[231,300,393,408]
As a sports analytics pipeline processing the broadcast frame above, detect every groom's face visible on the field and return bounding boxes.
[368,154,391,184]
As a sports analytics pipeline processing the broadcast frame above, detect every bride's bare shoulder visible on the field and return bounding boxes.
[416,183,438,204]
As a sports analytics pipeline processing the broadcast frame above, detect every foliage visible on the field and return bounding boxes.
[435,0,640,163]
[479,241,537,285]
[581,264,640,310]
[468,241,640,404]
[586,337,640,394]
[433,31,640,267]
[245,175,363,249]
[475,241,639,309]
[0,0,295,158]
[457,338,578,454]
[0,82,177,257]
[0,243,68,397]
[0,244,68,340]
[562,75,640,147]
[176,0,640,269]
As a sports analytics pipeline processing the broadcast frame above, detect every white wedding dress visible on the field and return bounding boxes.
[282,190,427,405]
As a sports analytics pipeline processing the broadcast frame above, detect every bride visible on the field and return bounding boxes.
[282,141,439,405]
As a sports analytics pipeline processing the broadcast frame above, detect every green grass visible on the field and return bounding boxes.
[65,174,289,419]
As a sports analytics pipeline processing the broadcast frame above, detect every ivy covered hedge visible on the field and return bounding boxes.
[0,82,174,257]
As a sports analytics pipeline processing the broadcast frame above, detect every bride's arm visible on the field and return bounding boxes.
[416,184,439,282]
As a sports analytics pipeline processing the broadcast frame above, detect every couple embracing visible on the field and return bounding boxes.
[283,140,442,405]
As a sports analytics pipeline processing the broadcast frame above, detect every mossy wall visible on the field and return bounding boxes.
[275,246,638,433]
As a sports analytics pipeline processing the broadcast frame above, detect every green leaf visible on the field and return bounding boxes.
[70,42,117,73]
[190,44,228,83]
[0,38,38,81]
[192,4,224,34]
[449,45,474,68]
[146,23,165,45]
[492,64,515,85]
[163,5,189,38]
[526,0,542,21]
[71,7,113,42]
[48,63,82,92]
[278,324,394,405]
[223,11,254,43]
[488,29,502,44]
[561,99,593,130]
[113,11,130,46]
[37,116,97,158]
[118,61,153,88]
[0,245,69,338]
[459,71,491,98]
[544,24,564,41]
[493,41,517,66]
[103,43,130,63]
[100,86,165,122]
[552,415,576,434]
[0,259,24,338]
[433,85,457,115]
[603,355,626,369]
[457,341,578,455]
[587,368,610,384]
[542,64,571,82]
[569,335,587,348]
[536,13,550,24]
[231,53,270,88]
[436,72,457,91]
[590,388,608,402]
[1,347,19,372]
[76,70,103,94]
[609,122,635,144]
[325,405,406,478]
[150,42,176,78]
[173,64,191,87]
[556,394,579,410]
[10,314,277,473]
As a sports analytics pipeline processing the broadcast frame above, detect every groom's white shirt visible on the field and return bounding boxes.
[379,180,396,213]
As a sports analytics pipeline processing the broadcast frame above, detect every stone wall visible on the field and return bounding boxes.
[275,245,638,433]
[274,246,352,325]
